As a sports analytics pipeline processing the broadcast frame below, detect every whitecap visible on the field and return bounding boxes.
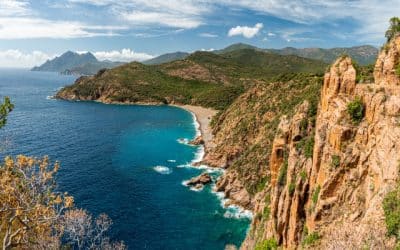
[167,159,176,163]
[191,145,204,163]
[153,166,172,175]
[223,205,253,219]
[46,95,55,100]
[190,185,204,192]
[177,138,190,144]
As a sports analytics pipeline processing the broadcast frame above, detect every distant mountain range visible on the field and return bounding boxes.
[31,51,123,75]
[33,43,378,76]
[142,52,189,65]
[144,43,379,66]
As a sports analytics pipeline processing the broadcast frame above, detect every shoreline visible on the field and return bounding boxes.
[171,104,217,150]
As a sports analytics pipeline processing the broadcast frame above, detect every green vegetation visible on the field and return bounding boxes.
[347,97,364,124]
[331,155,341,168]
[396,61,400,77]
[255,238,278,250]
[288,181,296,196]
[278,158,288,186]
[58,49,326,110]
[312,185,321,204]
[383,185,400,239]
[302,232,321,247]
[385,17,400,42]
[356,64,375,83]
[304,137,315,158]
[300,170,307,182]
[0,97,13,129]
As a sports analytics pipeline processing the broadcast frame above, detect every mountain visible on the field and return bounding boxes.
[142,52,189,65]
[213,43,261,54]
[56,48,326,110]
[32,51,122,75]
[266,45,379,65]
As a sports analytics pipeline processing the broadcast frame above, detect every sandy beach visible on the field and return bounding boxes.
[173,105,217,149]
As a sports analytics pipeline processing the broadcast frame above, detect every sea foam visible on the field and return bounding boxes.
[153,165,172,175]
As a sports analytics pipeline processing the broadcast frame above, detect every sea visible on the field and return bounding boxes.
[0,68,251,250]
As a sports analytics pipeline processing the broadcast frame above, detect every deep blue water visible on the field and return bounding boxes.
[0,69,250,249]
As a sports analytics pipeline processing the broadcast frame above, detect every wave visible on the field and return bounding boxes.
[46,95,55,100]
[177,138,190,145]
[153,165,172,175]
[190,111,201,137]
[211,185,253,220]
[167,159,176,163]
[223,205,253,219]
[192,145,204,163]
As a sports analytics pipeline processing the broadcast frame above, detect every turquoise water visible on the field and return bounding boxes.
[0,69,250,249]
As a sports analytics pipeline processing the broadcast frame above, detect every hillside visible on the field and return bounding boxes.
[56,49,326,110]
[205,36,400,249]
[143,52,189,65]
[266,45,378,65]
[32,51,122,75]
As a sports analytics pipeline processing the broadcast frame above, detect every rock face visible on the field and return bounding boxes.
[185,173,212,186]
[374,35,400,86]
[241,36,400,249]
[189,136,204,145]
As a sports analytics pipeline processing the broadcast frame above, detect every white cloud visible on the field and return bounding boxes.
[0,50,54,68]
[228,23,263,38]
[93,49,154,62]
[0,17,127,39]
[120,11,202,29]
[0,0,30,16]
[199,32,218,38]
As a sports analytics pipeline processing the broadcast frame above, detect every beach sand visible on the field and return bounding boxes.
[173,105,217,149]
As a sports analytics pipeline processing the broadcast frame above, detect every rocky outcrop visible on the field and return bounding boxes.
[189,136,204,145]
[374,35,400,86]
[242,36,400,249]
[185,173,212,186]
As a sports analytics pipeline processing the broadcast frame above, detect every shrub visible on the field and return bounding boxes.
[396,62,400,77]
[383,186,400,239]
[304,137,315,158]
[278,159,288,186]
[331,155,341,168]
[312,185,321,204]
[347,97,364,124]
[302,232,321,246]
[288,182,296,196]
[300,170,307,182]
[255,238,278,250]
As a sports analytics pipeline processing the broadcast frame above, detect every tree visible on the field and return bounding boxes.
[385,17,400,42]
[0,97,13,129]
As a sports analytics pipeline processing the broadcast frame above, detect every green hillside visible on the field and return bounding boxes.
[56,49,327,110]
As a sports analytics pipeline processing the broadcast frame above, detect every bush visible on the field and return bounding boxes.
[331,155,341,168]
[255,238,278,250]
[383,186,400,239]
[396,62,400,77]
[304,137,315,158]
[347,97,364,124]
[288,182,296,196]
[300,170,307,182]
[302,232,320,246]
[278,159,288,186]
[312,185,321,204]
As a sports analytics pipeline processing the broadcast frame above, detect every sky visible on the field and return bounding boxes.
[0,0,399,67]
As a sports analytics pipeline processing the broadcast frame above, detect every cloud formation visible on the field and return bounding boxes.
[0,50,54,68]
[228,23,263,38]
[93,49,154,62]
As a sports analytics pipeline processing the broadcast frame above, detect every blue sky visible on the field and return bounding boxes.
[0,0,398,67]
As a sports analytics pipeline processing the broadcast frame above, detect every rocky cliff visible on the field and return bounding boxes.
[209,36,400,249]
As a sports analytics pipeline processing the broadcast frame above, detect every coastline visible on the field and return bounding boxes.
[171,104,217,150]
